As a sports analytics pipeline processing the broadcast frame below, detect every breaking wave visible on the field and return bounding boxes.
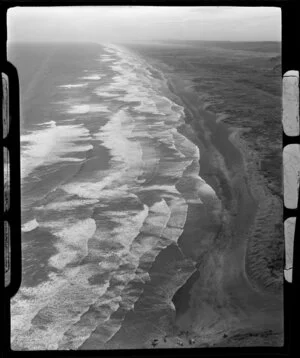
[12,43,219,350]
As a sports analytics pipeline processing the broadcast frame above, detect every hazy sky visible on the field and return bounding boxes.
[8,6,281,43]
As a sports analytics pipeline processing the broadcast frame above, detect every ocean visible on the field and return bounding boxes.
[9,42,221,350]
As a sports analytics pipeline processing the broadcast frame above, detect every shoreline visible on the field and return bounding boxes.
[11,42,283,350]
[80,47,283,350]
[144,57,283,348]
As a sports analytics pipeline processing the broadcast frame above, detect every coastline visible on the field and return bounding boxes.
[143,56,283,347]
[10,41,283,350]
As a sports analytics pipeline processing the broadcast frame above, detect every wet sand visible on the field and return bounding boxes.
[79,48,283,349]
[143,65,283,348]
[85,61,283,349]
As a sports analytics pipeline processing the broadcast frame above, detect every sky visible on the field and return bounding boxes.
[7,6,281,43]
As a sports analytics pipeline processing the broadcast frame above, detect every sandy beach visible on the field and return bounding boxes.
[9,41,283,350]
[132,51,284,348]
[5,2,285,351]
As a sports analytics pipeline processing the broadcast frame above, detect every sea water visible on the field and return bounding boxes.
[9,42,218,350]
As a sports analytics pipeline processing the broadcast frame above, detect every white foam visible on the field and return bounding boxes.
[93,109,144,183]
[22,219,39,232]
[21,121,92,178]
[67,105,90,114]
[100,59,114,63]
[45,202,152,348]
[13,44,209,350]
[139,184,179,194]
[67,104,110,114]
[171,128,200,159]
[11,268,109,350]
[98,48,182,121]
[35,199,99,211]
[94,89,119,98]
[164,197,188,230]
[46,218,97,270]
[97,204,149,252]
[59,83,88,89]
[137,200,171,239]
[89,105,110,113]
[150,199,170,214]
[62,172,130,200]
[36,120,57,127]
[79,75,102,80]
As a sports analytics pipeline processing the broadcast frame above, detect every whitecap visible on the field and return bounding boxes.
[35,199,99,211]
[21,122,92,179]
[21,219,39,232]
[94,89,119,98]
[11,268,109,350]
[46,218,97,270]
[59,83,88,89]
[89,105,110,113]
[14,43,209,350]
[67,104,110,114]
[67,105,90,114]
[94,109,143,170]
[79,75,102,80]
[100,59,114,63]
[36,120,57,127]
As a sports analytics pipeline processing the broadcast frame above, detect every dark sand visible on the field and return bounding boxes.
[140,62,283,348]
[79,45,283,349]
[82,62,283,349]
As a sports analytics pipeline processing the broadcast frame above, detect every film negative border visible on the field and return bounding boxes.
[282,70,299,284]
[1,1,299,356]
[2,72,10,288]
[2,62,21,298]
